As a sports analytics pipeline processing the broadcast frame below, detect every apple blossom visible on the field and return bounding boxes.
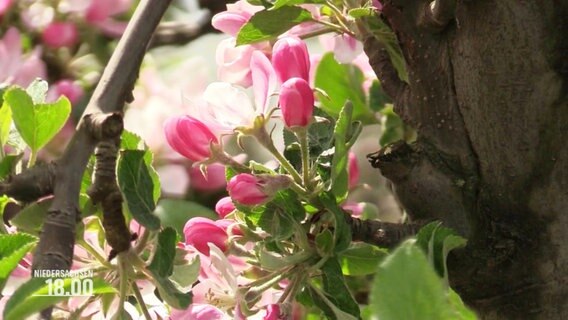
[211,0,262,37]
[272,37,310,83]
[42,22,79,48]
[333,34,364,63]
[164,116,218,162]
[216,38,256,87]
[279,77,314,128]
[184,217,230,255]
[171,303,229,320]
[84,0,131,36]
[187,52,276,134]
[47,79,84,104]
[215,196,236,218]
[227,173,269,205]
[348,152,360,189]
[0,27,47,86]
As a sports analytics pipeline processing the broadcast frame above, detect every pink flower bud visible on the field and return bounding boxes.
[272,37,310,83]
[184,217,228,255]
[279,77,314,128]
[372,0,383,11]
[348,152,360,189]
[264,304,283,320]
[41,22,78,48]
[215,196,236,218]
[227,173,269,205]
[164,116,218,162]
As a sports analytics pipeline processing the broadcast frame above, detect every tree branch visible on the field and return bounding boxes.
[0,163,56,203]
[31,0,172,318]
[346,213,422,248]
[417,0,457,31]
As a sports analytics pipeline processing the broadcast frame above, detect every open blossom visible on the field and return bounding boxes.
[42,22,79,48]
[84,0,132,36]
[272,37,310,83]
[333,34,364,63]
[279,77,314,128]
[216,38,257,87]
[188,52,276,133]
[211,0,262,37]
[0,27,46,86]
[164,116,218,162]
[215,196,236,218]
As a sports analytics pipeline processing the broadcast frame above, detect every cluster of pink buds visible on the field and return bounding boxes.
[273,37,315,129]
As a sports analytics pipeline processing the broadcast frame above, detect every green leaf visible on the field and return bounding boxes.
[416,222,467,278]
[271,0,325,10]
[151,271,192,309]
[4,87,71,152]
[314,53,374,123]
[319,192,352,253]
[315,229,334,257]
[120,130,161,202]
[338,243,387,276]
[448,288,478,320]
[321,258,361,318]
[236,6,313,45]
[0,233,37,290]
[369,240,453,320]
[307,284,358,320]
[3,277,116,320]
[117,150,160,230]
[330,102,353,200]
[154,199,217,236]
[26,79,48,104]
[245,189,305,241]
[170,256,200,292]
[379,105,405,146]
[368,80,391,112]
[366,18,407,81]
[0,154,22,180]
[149,227,177,277]
[10,199,52,234]
[348,7,374,18]
[10,196,95,236]
[0,101,12,147]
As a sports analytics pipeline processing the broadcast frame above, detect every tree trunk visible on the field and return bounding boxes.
[362,0,568,319]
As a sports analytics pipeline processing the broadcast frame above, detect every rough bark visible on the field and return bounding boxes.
[363,0,568,319]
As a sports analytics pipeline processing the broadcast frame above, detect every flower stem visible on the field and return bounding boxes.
[27,150,37,168]
[255,126,303,184]
[295,128,311,189]
[132,281,152,320]
[77,239,113,269]
[115,255,129,320]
